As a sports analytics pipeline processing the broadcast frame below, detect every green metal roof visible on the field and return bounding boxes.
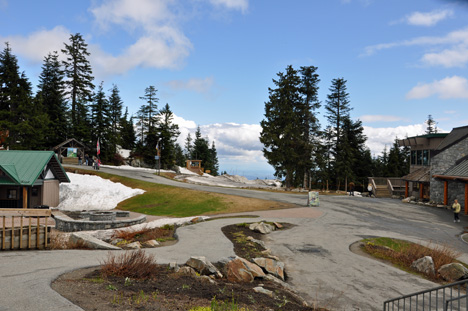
[0,150,70,186]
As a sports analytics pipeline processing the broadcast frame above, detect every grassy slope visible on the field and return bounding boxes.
[66,168,296,217]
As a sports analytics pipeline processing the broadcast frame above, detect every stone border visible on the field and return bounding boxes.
[53,214,146,232]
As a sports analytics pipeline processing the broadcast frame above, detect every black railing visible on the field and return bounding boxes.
[384,279,468,311]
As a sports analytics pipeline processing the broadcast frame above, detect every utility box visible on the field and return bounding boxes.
[308,191,319,207]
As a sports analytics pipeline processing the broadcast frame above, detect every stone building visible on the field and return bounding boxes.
[398,133,448,200]
[430,126,468,210]
[398,125,468,211]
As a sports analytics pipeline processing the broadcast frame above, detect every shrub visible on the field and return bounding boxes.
[112,153,126,166]
[100,250,159,279]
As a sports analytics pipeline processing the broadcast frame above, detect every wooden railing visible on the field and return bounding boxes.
[0,209,52,250]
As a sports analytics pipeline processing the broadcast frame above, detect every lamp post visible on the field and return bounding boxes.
[157,137,162,175]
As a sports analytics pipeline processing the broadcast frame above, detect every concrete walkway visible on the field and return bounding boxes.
[1,167,468,310]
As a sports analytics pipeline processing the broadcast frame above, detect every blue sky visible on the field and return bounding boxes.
[1,0,468,178]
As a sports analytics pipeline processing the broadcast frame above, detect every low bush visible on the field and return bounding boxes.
[100,249,159,279]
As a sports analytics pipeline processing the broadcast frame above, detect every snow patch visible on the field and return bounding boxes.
[57,173,145,211]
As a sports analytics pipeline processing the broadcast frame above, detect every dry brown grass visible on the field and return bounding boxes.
[363,238,461,281]
[112,225,174,243]
[100,250,159,280]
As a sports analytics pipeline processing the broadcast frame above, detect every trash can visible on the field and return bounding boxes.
[308,191,319,207]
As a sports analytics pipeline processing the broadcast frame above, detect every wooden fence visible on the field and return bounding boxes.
[0,209,52,250]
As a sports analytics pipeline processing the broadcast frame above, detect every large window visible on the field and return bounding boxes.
[423,150,429,166]
[411,150,430,166]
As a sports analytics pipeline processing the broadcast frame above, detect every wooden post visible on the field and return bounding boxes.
[405,181,409,198]
[465,183,468,215]
[36,217,40,248]
[444,181,448,206]
[20,216,23,249]
[419,183,424,200]
[11,216,14,250]
[2,216,5,250]
[22,187,28,209]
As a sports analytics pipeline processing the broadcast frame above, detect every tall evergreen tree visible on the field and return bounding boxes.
[174,144,185,167]
[108,84,123,156]
[209,141,219,176]
[135,86,159,165]
[120,108,136,150]
[260,65,303,188]
[62,33,95,140]
[156,103,180,169]
[324,78,352,186]
[0,43,48,149]
[37,51,68,147]
[425,114,438,134]
[298,65,321,188]
[184,133,193,160]
[90,82,111,160]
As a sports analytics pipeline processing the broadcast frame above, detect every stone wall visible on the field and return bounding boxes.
[430,138,468,206]
[54,214,146,232]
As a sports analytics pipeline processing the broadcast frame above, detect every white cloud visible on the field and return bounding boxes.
[0,26,70,63]
[421,45,468,68]
[208,0,248,13]
[405,9,453,27]
[90,0,192,74]
[173,117,265,164]
[406,76,468,99]
[444,110,457,114]
[166,77,214,94]
[359,115,405,123]
[363,28,468,67]
[363,123,426,156]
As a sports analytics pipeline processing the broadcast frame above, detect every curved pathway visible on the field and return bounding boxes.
[1,166,467,310]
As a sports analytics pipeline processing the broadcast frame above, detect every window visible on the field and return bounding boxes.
[423,150,429,166]
[7,189,17,199]
[31,187,39,197]
[411,151,416,165]
[417,150,423,165]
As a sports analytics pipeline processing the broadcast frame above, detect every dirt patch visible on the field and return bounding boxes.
[52,222,321,310]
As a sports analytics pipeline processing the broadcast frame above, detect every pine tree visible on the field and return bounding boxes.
[136,86,159,165]
[90,82,111,161]
[209,141,219,176]
[425,114,438,134]
[37,51,68,147]
[324,78,352,187]
[298,66,321,188]
[174,144,185,167]
[120,108,136,150]
[0,43,48,149]
[184,133,193,160]
[156,103,180,169]
[62,33,95,140]
[325,78,351,143]
[108,84,123,156]
[260,65,303,188]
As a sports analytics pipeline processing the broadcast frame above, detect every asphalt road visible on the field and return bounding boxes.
[1,166,467,310]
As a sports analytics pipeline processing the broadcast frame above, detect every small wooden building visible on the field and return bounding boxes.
[53,138,86,165]
[186,160,204,175]
[0,150,70,208]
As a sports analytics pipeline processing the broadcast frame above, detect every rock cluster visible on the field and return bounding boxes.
[410,256,468,282]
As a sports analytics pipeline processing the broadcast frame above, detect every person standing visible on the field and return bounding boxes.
[453,199,461,222]
[367,183,374,198]
[349,182,355,196]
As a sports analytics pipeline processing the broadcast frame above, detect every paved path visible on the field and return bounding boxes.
[1,166,467,310]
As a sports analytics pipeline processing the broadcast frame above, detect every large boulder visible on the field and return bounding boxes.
[225,257,266,283]
[186,256,223,278]
[438,263,468,282]
[249,222,275,234]
[410,256,435,276]
[70,232,121,250]
[253,257,285,280]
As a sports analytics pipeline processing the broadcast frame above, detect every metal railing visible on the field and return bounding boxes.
[384,279,468,311]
